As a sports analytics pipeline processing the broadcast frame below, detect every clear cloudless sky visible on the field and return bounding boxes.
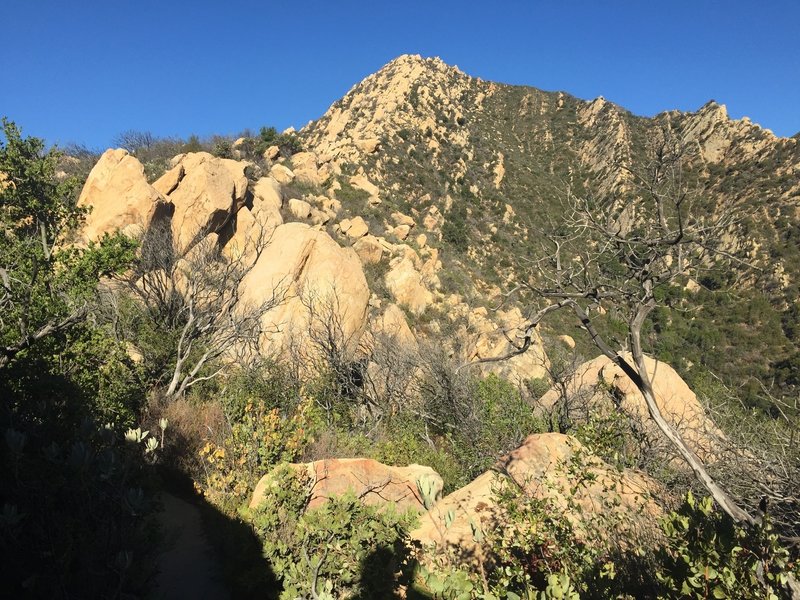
[2,0,798,148]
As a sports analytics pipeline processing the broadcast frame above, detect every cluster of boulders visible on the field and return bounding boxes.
[249,432,662,570]
[77,148,369,360]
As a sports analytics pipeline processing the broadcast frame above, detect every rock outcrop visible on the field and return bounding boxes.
[154,152,249,251]
[464,306,549,383]
[384,250,434,315]
[250,458,443,514]
[412,433,659,564]
[239,222,370,359]
[77,149,165,243]
[539,354,724,461]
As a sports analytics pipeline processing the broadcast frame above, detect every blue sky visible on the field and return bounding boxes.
[2,0,798,148]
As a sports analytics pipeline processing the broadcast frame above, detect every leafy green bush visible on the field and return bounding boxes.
[656,492,798,599]
[249,467,417,599]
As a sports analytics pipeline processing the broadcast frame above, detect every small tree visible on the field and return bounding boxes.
[125,218,285,399]
[0,119,135,369]
[483,131,754,520]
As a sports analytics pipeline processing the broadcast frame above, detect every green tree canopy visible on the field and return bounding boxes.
[0,118,136,368]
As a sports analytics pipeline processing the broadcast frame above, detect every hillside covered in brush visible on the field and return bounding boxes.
[2,54,799,599]
[299,54,800,406]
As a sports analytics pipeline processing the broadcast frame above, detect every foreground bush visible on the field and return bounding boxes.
[248,466,416,599]
[656,492,798,599]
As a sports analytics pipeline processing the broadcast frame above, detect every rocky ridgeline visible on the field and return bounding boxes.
[298,54,799,301]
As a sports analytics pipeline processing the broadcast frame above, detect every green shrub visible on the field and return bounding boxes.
[656,492,798,599]
[249,467,417,599]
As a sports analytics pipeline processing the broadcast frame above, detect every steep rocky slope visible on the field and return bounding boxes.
[298,54,800,404]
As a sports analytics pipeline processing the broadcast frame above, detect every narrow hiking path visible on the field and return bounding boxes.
[152,492,230,600]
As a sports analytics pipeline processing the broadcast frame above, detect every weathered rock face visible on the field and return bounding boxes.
[539,354,724,461]
[373,303,416,349]
[154,152,249,251]
[464,306,549,383]
[352,234,384,264]
[269,163,294,185]
[77,149,165,243]
[384,251,433,315]
[290,151,321,186]
[288,198,312,220]
[239,222,370,358]
[250,458,443,514]
[412,433,659,564]
[221,176,284,261]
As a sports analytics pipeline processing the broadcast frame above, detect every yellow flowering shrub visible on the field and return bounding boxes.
[198,397,320,506]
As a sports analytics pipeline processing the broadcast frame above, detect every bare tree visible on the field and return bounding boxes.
[474,131,761,525]
[285,287,372,426]
[125,219,285,399]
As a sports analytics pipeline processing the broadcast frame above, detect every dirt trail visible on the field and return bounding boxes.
[152,492,230,600]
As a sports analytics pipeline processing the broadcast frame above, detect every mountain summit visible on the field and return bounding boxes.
[296,55,799,400]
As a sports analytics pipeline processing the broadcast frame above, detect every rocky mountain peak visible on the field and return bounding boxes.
[301,54,476,165]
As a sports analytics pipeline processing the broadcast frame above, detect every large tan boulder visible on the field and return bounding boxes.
[263,145,280,161]
[288,198,312,220]
[412,433,659,564]
[253,176,282,212]
[154,152,249,251]
[354,138,380,154]
[539,354,724,461]
[391,211,415,228]
[239,223,370,358]
[77,149,165,243]
[349,174,380,203]
[290,151,320,186]
[250,459,443,514]
[393,224,411,240]
[270,163,295,185]
[353,234,384,265]
[385,252,433,315]
[345,215,369,239]
[464,306,549,383]
[373,304,416,349]
[221,184,284,261]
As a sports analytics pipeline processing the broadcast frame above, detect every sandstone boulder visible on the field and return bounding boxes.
[391,211,415,228]
[77,149,165,243]
[374,304,416,349]
[355,138,381,154]
[290,151,320,186]
[345,215,369,239]
[349,174,380,200]
[412,433,659,564]
[539,354,724,461]
[239,223,370,358]
[252,176,283,214]
[558,334,576,349]
[250,459,442,514]
[155,152,249,251]
[270,163,295,185]
[263,145,280,161]
[353,234,384,264]
[384,252,433,315]
[288,198,312,220]
[464,306,549,383]
[393,224,411,240]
